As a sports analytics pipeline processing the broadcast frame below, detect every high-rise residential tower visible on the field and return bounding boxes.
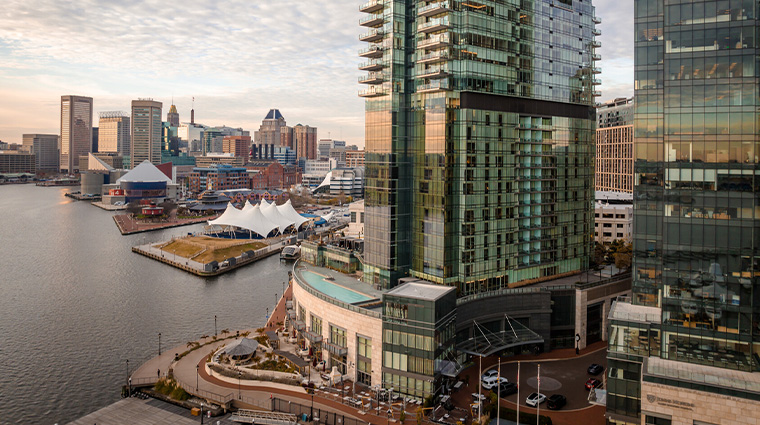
[131,99,162,165]
[293,124,318,160]
[359,0,600,292]
[605,2,760,424]
[59,95,93,173]
[596,97,634,193]
[98,112,131,155]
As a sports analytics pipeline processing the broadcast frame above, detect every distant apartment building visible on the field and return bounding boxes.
[293,124,317,160]
[317,139,345,160]
[131,99,162,165]
[188,164,249,194]
[246,160,301,190]
[0,152,35,174]
[594,191,633,244]
[195,153,247,168]
[273,146,297,166]
[60,95,93,173]
[98,112,131,156]
[222,135,252,162]
[596,97,634,193]
[346,150,365,168]
[22,134,59,172]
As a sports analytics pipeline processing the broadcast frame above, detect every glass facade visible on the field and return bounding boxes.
[360,0,598,294]
[131,100,162,166]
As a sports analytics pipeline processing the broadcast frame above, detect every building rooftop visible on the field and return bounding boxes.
[386,281,455,301]
[264,109,284,120]
[609,299,661,324]
[294,261,383,302]
[595,191,633,202]
[117,160,172,183]
[646,356,760,394]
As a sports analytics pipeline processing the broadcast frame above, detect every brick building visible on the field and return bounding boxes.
[222,135,252,163]
[246,160,301,190]
[189,164,249,194]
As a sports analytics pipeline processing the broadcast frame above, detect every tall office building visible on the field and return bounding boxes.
[596,97,634,193]
[359,0,599,292]
[254,109,287,148]
[223,135,252,162]
[606,2,760,424]
[293,123,318,160]
[131,99,162,165]
[167,103,180,127]
[98,112,131,155]
[59,95,93,173]
[22,134,59,172]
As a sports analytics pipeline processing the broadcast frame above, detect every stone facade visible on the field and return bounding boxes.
[641,381,760,425]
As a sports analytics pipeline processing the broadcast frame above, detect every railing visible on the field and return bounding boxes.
[359,87,388,97]
[292,261,381,319]
[359,59,386,69]
[418,17,450,31]
[418,79,451,92]
[359,45,383,56]
[360,14,384,26]
[418,50,449,62]
[176,377,234,404]
[418,33,450,49]
[418,1,450,15]
[359,29,384,41]
[358,72,386,83]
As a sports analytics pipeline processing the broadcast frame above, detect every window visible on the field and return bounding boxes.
[358,336,372,359]
[645,416,671,425]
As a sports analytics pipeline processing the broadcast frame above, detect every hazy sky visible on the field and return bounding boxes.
[0,1,633,145]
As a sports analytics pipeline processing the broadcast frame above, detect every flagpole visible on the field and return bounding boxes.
[478,355,482,420]
[536,364,540,425]
[516,361,520,425]
[496,357,501,425]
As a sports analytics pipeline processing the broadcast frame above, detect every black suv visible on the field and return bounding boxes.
[496,382,518,397]
[547,394,567,410]
[588,363,605,375]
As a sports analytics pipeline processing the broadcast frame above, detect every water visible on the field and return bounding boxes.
[0,184,291,424]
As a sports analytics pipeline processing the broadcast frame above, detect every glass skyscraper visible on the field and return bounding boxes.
[360,0,600,294]
[606,1,760,423]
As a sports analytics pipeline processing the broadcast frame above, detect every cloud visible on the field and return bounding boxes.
[595,0,635,101]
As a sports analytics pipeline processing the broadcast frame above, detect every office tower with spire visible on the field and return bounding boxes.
[605,1,760,424]
[359,0,600,292]
[167,103,180,128]
[131,99,162,165]
[59,95,93,173]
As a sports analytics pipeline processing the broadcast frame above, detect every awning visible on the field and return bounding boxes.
[293,320,306,331]
[324,340,348,356]
[304,331,323,343]
[456,316,544,357]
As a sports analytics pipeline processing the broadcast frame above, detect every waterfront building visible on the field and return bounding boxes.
[293,124,318,160]
[605,1,760,424]
[131,99,162,165]
[223,135,252,162]
[60,95,93,173]
[98,112,131,157]
[359,0,600,292]
[594,191,633,244]
[101,160,178,204]
[596,97,634,193]
[78,153,125,171]
[0,151,35,174]
[346,150,365,168]
[188,164,249,194]
[22,134,59,173]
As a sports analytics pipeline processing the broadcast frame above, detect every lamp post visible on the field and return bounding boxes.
[215,315,217,336]
[200,402,204,424]
[158,332,162,356]
[196,364,200,391]
[238,370,242,400]
[126,359,130,397]
[311,393,314,420]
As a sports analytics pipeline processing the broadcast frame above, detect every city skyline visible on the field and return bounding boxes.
[0,0,634,145]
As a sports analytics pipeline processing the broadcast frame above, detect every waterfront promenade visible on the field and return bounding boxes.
[114,213,217,235]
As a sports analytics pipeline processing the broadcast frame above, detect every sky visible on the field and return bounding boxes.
[0,0,633,146]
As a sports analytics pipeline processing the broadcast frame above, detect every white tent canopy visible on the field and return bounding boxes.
[208,200,311,238]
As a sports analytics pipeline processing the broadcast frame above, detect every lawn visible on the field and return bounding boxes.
[158,236,267,264]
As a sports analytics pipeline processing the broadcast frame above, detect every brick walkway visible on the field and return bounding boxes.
[266,279,293,330]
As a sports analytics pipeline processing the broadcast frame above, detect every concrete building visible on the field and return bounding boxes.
[293,124,317,160]
[345,150,365,168]
[314,167,364,198]
[254,109,287,149]
[130,99,162,165]
[596,97,634,193]
[594,191,633,244]
[98,112,131,156]
[273,146,297,166]
[222,135,252,162]
[346,199,365,237]
[60,95,93,173]
[0,152,35,174]
[606,2,760,424]
[22,134,59,173]
[317,139,346,160]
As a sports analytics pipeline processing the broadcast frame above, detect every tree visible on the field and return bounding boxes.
[159,200,178,216]
[592,242,606,267]
[126,201,142,216]
[613,242,633,270]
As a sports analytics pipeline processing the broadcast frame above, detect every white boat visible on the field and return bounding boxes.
[280,245,301,260]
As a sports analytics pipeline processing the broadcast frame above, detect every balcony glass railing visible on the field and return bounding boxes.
[360,14,384,27]
[359,29,384,41]
[358,87,388,97]
[418,1,450,15]
[359,45,383,56]
[359,59,386,69]
[418,79,450,92]
[418,16,450,32]
[418,50,449,63]
[358,72,386,83]
[418,33,450,49]
[359,0,384,13]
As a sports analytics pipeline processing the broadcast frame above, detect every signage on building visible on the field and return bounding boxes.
[646,394,694,411]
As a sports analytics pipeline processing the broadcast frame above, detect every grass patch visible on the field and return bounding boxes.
[157,236,267,263]
[154,378,190,401]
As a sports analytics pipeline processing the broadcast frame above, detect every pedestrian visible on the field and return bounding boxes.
[157,368,160,378]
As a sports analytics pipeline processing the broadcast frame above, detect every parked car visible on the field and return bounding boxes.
[496,382,518,397]
[526,392,546,407]
[588,363,605,375]
[481,369,499,381]
[482,376,508,390]
[585,378,602,390]
[547,394,567,410]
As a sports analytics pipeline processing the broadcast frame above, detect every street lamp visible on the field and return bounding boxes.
[311,393,314,420]
[215,315,217,336]
[159,332,162,356]
[200,402,204,424]
[196,364,199,391]
[238,370,242,400]
[126,359,130,397]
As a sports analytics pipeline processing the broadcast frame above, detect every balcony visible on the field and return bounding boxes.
[418,17,450,33]
[359,72,386,85]
[593,90,602,97]
[591,78,601,85]
[359,45,384,58]
[417,50,449,64]
[418,1,451,17]
[359,87,388,97]
[360,14,384,27]
[592,53,601,61]
[359,29,384,42]
[592,28,601,36]
[591,66,601,74]
[591,40,601,48]
[360,0,384,13]
[418,33,451,50]
[416,66,450,79]
[359,59,386,71]
[418,79,451,93]
[592,16,601,24]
